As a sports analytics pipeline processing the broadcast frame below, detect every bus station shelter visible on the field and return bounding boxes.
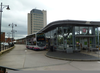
[38,20,100,53]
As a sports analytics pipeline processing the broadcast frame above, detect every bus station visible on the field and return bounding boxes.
[38,20,100,54]
[25,20,100,61]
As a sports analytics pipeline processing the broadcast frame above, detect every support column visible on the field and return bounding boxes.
[93,27,96,48]
[63,27,67,51]
[73,26,75,51]
[56,27,58,50]
[97,27,99,48]
[61,27,65,51]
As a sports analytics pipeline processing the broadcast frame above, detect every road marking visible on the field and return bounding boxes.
[97,61,100,63]
[23,50,27,68]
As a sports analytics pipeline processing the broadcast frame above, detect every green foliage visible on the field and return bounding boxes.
[84,42,87,45]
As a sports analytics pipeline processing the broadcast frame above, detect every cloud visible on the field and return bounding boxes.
[1,0,100,40]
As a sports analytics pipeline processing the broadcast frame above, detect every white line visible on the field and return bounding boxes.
[23,50,27,68]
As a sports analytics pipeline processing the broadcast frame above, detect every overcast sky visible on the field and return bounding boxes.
[1,0,100,39]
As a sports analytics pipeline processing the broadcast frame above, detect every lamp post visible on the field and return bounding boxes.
[8,23,17,42]
[7,32,11,38]
[0,2,10,51]
[11,30,17,41]
[7,32,11,43]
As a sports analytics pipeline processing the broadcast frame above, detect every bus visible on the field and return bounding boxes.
[26,33,46,50]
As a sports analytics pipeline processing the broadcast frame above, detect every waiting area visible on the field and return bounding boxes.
[39,20,100,53]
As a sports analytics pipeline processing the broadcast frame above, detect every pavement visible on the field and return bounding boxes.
[45,50,100,61]
[1,45,100,62]
[0,46,15,55]
[1,45,100,71]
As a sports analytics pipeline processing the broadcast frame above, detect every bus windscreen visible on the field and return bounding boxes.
[37,33,45,41]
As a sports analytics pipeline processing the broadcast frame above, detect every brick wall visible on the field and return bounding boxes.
[1,32,5,42]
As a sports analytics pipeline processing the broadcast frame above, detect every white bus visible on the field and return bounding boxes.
[26,33,46,50]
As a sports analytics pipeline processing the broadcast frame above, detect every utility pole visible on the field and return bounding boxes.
[8,23,17,42]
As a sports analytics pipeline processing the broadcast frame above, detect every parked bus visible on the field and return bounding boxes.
[26,33,46,50]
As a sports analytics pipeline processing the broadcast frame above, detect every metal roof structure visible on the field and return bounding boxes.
[26,20,100,38]
[38,20,100,33]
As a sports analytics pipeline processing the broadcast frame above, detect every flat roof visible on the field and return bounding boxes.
[38,20,100,33]
[30,9,43,14]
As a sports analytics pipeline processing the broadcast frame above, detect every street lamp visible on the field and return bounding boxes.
[8,23,17,42]
[0,2,10,51]
[11,30,17,41]
[11,30,17,33]
[7,32,11,43]
[7,32,11,38]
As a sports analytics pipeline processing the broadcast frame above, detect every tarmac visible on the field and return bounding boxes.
[45,50,100,61]
[1,46,100,61]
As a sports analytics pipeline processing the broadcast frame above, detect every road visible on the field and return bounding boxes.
[0,44,100,71]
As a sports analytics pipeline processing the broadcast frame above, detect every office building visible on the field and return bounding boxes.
[27,9,47,35]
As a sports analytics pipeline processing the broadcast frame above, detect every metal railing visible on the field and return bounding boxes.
[0,43,14,52]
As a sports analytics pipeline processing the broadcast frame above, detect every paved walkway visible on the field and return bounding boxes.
[46,51,100,61]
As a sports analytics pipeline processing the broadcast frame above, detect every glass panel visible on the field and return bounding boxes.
[47,31,51,38]
[67,33,73,46]
[75,37,80,50]
[75,27,80,35]
[50,30,53,46]
[90,38,93,48]
[95,27,98,45]
[64,26,73,50]
[53,28,57,50]
[95,27,98,35]
[89,27,93,35]
[57,27,64,50]
[75,26,94,35]
[45,32,47,38]
[80,27,89,35]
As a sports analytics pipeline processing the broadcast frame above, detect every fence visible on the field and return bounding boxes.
[0,43,14,53]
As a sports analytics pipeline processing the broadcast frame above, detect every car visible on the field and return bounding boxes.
[1,42,4,48]
[1,42,4,45]
[3,42,9,47]
[8,42,14,47]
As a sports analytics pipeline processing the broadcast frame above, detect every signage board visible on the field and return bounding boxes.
[83,28,86,33]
